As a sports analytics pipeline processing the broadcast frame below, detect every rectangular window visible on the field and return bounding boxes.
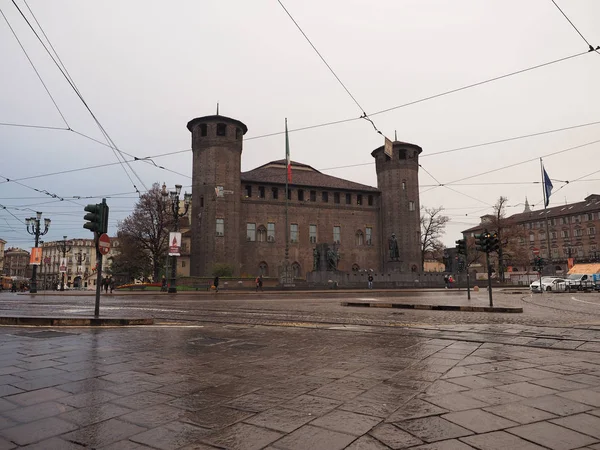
[368,195,373,206]
[259,186,265,199]
[310,190,316,202]
[409,201,415,211]
[333,226,341,244]
[357,194,363,205]
[246,223,256,241]
[272,187,279,199]
[334,192,340,204]
[588,213,594,221]
[577,246,584,257]
[573,215,580,223]
[245,185,252,198]
[217,123,226,136]
[561,217,568,225]
[181,260,186,268]
[575,229,583,237]
[200,196,204,208]
[309,224,317,244]
[550,218,556,226]
[589,227,596,236]
[287,189,292,200]
[322,192,328,203]
[298,189,304,201]
[529,234,535,242]
[290,224,299,243]
[552,248,559,258]
[551,231,557,239]
[345,193,351,204]
[366,227,372,245]
[216,218,224,236]
[561,230,570,238]
[267,222,275,242]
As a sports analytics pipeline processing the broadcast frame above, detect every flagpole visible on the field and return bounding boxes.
[540,158,552,268]
[285,118,289,275]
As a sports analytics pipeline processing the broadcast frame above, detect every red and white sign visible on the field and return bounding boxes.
[98,233,111,255]
[59,258,67,273]
[532,248,540,256]
[169,232,181,256]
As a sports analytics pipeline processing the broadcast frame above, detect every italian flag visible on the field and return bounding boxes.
[285,118,292,183]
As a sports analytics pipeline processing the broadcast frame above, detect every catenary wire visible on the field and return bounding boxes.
[549,0,598,51]
[11,0,148,194]
[0,6,69,128]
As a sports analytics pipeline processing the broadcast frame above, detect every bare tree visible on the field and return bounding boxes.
[117,183,173,280]
[420,206,450,271]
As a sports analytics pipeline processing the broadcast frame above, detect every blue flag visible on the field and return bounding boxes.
[543,167,553,207]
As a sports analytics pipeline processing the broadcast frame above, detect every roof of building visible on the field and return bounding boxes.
[241,160,379,192]
[568,263,600,275]
[371,140,423,157]
[461,194,600,233]
[186,114,248,134]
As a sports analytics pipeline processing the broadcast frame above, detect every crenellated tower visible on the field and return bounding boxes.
[187,115,248,276]
[372,140,422,272]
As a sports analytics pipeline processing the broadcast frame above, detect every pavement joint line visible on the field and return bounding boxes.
[340,301,523,313]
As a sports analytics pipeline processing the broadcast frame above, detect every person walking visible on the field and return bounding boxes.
[443,274,449,289]
[213,276,219,293]
[367,273,374,289]
[109,278,115,294]
[258,275,263,291]
[103,277,109,294]
[448,275,454,289]
[255,276,260,292]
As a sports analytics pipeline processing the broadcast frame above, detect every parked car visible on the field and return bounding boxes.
[565,274,594,291]
[530,277,567,293]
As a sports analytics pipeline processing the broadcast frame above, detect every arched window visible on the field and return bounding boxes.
[291,262,301,278]
[217,123,227,136]
[257,226,267,242]
[352,264,360,272]
[356,231,364,246]
[259,262,268,276]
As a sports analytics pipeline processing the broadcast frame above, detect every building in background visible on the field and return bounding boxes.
[462,194,600,274]
[0,239,6,273]
[3,248,30,279]
[188,114,422,278]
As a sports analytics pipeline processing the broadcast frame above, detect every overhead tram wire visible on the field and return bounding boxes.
[276,0,385,137]
[0,122,69,131]
[549,0,599,53]
[11,0,148,195]
[0,6,69,128]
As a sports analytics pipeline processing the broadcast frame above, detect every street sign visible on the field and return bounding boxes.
[59,257,67,273]
[532,248,540,255]
[98,233,111,255]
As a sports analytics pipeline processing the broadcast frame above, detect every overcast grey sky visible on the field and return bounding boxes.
[1,0,599,250]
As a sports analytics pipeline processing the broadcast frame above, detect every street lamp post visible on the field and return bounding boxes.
[58,236,72,291]
[75,251,87,289]
[162,183,191,293]
[25,212,50,293]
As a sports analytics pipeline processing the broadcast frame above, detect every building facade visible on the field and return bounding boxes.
[3,248,30,278]
[0,239,6,274]
[462,194,600,273]
[188,114,422,278]
[40,237,118,289]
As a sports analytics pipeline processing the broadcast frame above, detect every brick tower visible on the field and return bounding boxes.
[187,115,248,277]
[372,141,422,272]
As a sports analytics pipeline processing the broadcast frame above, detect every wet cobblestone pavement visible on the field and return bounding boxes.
[1,290,600,449]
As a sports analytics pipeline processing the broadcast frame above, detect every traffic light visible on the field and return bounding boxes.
[475,233,487,253]
[455,239,467,255]
[83,200,109,234]
[488,232,500,253]
[458,260,465,272]
[533,256,545,272]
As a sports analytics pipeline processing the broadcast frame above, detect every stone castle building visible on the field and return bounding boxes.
[187,114,422,278]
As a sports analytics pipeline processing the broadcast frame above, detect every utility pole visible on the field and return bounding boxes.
[25,212,51,293]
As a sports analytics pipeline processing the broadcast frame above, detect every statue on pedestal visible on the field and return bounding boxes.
[327,247,339,271]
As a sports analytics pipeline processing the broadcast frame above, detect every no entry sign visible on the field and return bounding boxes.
[98,233,111,255]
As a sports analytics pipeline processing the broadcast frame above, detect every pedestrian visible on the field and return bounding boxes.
[258,275,263,291]
[368,273,374,289]
[443,274,449,289]
[255,276,260,292]
[103,277,109,294]
[109,278,115,294]
[448,275,454,289]
[161,276,167,292]
[213,276,219,293]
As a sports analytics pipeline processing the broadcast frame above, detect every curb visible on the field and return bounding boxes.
[0,316,154,326]
[340,301,522,313]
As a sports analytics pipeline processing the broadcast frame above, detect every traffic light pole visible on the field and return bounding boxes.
[94,232,103,317]
[486,251,493,307]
